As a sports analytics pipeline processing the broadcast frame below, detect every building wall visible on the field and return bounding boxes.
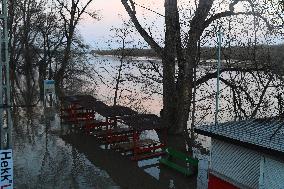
[262,157,284,189]
[208,174,240,189]
[211,139,261,189]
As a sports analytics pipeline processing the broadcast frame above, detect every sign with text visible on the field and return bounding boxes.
[44,80,55,95]
[0,149,13,189]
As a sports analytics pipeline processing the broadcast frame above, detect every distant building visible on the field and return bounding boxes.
[195,118,284,189]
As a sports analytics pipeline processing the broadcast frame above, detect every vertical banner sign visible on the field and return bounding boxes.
[44,80,55,95]
[44,80,55,107]
[0,150,13,189]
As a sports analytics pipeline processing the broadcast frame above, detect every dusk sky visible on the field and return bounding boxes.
[78,0,283,50]
[78,0,164,50]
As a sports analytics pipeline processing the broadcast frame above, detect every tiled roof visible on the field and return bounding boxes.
[195,118,284,154]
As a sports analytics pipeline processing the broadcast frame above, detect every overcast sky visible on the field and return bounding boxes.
[78,0,283,50]
[78,0,164,50]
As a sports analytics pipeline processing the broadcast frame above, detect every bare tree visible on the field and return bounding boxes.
[121,0,284,150]
[7,0,99,107]
[109,22,136,106]
[54,0,97,96]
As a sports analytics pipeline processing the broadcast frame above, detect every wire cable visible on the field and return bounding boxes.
[132,1,165,17]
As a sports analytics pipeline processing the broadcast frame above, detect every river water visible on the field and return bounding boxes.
[13,55,282,188]
[13,107,193,188]
[14,108,119,189]
[90,55,282,149]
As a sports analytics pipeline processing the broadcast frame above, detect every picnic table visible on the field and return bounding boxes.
[60,95,137,136]
[60,95,167,161]
[116,114,167,161]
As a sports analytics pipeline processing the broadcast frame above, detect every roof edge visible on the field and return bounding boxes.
[195,128,284,159]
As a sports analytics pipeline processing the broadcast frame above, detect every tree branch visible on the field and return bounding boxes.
[121,0,163,57]
[250,75,273,118]
[219,77,254,106]
[196,67,266,86]
[203,0,273,31]
[204,11,273,31]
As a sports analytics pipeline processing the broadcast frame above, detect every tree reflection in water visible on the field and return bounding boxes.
[13,107,118,189]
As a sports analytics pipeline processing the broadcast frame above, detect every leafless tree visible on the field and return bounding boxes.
[121,0,284,150]
[54,0,98,96]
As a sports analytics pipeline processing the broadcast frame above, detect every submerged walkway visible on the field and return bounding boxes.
[60,95,197,188]
[13,105,196,188]
[62,133,197,189]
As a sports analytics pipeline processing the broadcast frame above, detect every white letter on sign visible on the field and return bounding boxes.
[0,150,13,189]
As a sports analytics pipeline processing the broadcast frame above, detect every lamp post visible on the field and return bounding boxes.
[215,27,222,125]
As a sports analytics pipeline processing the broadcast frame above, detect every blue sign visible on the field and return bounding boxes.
[44,80,55,95]
[44,80,55,85]
[0,149,13,189]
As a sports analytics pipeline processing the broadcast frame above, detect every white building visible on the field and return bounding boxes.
[195,118,284,189]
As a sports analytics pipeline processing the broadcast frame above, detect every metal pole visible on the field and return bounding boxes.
[0,0,13,150]
[0,12,3,149]
[215,27,222,125]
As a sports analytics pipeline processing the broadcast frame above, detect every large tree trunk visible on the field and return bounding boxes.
[164,0,194,136]
[172,0,214,134]
[174,34,198,135]
[162,0,178,132]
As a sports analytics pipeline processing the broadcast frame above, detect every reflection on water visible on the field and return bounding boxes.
[13,107,119,189]
[13,104,196,188]
[62,132,196,189]
[15,55,268,188]
[92,56,163,115]
[92,55,281,124]
[138,158,160,180]
[92,55,283,153]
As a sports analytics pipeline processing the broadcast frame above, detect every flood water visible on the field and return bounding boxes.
[91,55,281,123]
[14,108,119,189]
[13,55,282,188]
[91,55,282,149]
[14,107,195,189]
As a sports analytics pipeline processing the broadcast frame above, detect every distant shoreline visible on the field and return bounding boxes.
[92,45,284,61]
[92,48,158,58]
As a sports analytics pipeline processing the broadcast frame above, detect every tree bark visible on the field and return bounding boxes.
[173,0,214,134]
[162,0,178,131]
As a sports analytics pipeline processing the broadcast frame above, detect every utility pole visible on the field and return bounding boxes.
[0,0,14,188]
[215,26,222,125]
[0,0,13,150]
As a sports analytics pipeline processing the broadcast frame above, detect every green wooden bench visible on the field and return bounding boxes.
[159,147,199,176]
